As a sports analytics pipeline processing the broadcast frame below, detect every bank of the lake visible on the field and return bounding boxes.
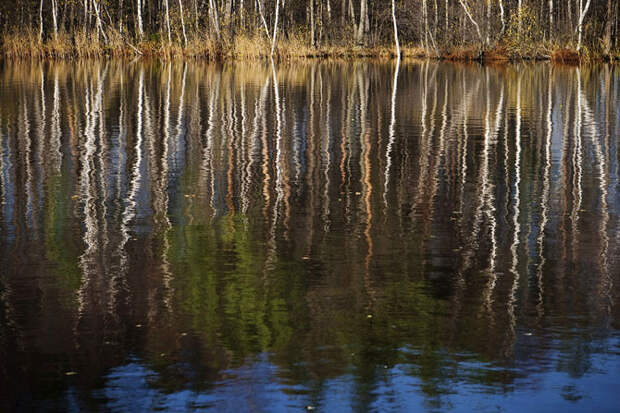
[1,31,619,62]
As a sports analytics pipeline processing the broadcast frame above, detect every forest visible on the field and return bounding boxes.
[0,0,618,60]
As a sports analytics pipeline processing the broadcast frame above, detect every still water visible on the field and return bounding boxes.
[0,60,618,412]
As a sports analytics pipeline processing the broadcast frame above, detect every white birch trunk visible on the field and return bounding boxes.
[136,0,144,38]
[209,0,221,40]
[92,0,108,42]
[51,0,58,38]
[458,0,483,45]
[39,0,44,41]
[270,0,280,56]
[391,0,400,56]
[178,0,188,46]
[499,0,505,34]
[549,0,553,38]
[576,0,592,51]
[165,0,172,46]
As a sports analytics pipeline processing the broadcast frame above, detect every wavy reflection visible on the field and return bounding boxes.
[0,61,618,412]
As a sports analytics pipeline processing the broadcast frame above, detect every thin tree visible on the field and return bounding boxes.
[271,0,281,56]
[499,0,505,34]
[257,0,271,41]
[136,0,144,38]
[391,0,400,56]
[576,0,592,51]
[39,0,44,41]
[603,0,612,54]
[93,0,107,42]
[356,0,367,44]
[208,0,221,40]
[549,0,553,39]
[164,0,172,46]
[178,0,188,46]
[458,0,483,45]
[51,0,58,39]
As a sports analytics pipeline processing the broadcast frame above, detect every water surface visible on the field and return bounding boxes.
[0,60,619,412]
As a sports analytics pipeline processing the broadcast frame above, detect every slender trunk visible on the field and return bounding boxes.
[486,0,490,45]
[499,0,505,34]
[391,0,400,56]
[458,0,483,45]
[240,0,245,26]
[604,0,612,54]
[51,0,58,38]
[270,0,280,56]
[39,0,44,41]
[165,0,172,46]
[83,0,87,32]
[310,0,315,47]
[348,0,357,32]
[119,0,124,33]
[518,0,522,36]
[92,0,107,42]
[576,0,592,51]
[445,0,448,38]
[549,0,553,39]
[257,0,271,41]
[179,0,188,46]
[209,0,221,40]
[136,0,144,38]
[356,0,367,44]
[423,0,427,51]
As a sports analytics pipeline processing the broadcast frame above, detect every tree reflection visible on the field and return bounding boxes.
[0,61,618,411]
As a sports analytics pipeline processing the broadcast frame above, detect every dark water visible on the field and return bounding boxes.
[0,60,619,412]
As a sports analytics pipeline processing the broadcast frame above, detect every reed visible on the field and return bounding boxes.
[2,30,616,62]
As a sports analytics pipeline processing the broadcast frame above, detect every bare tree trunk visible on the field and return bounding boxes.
[270,0,280,56]
[549,0,553,39]
[92,0,107,42]
[518,0,522,36]
[240,0,245,26]
[164,0,172,45]
[178,0,188,46]
[458,0,483,45]
[310,0,315,46]
[486,0,490,45]
[136,0,144,38]
[119,0,124,33]
[499,0,505,34]
[576,0,592,51]
[51,0,58,38]
[356,0,367,44]
[83,0,88,32]
[257,0,271,41]
[604,0,612,54]
[209,0,221,40]
[445,0,448,38]
[391,0,400,56]
[423,0,427,51]
[39,0,44,41]
[348,0,357,32]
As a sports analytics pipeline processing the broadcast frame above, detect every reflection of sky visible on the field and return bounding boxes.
[76,335,620,412]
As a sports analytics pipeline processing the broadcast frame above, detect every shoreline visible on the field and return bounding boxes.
[1,34,618,63]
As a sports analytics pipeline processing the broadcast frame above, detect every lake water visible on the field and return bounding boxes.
[0,60,618,412]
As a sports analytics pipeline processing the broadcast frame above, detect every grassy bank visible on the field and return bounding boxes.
[1,29,618,62]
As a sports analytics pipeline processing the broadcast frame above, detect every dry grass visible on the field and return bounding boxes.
[551,48,580,63]
[1,29,44,58]
[443,46,481,61]
[1,30,608,62]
